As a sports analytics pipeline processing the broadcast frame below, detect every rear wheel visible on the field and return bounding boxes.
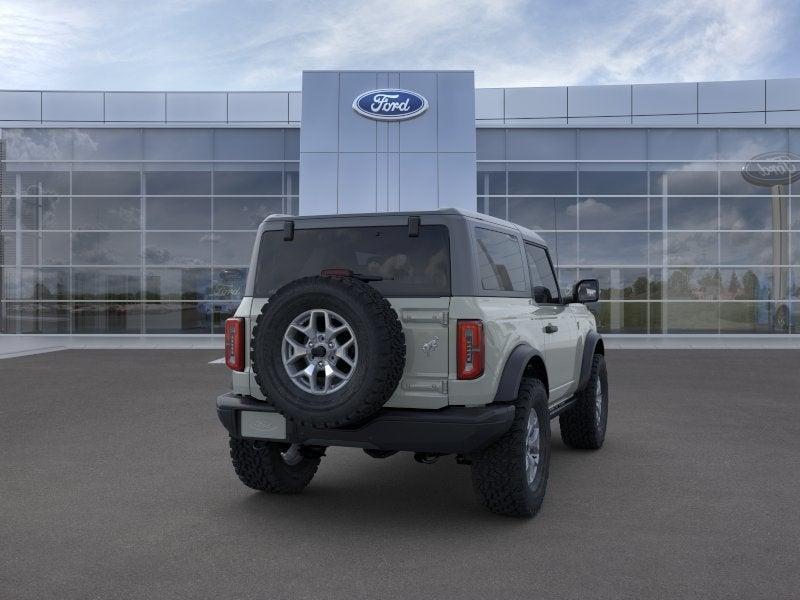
[470,377,550,518]
[229,438,321,494]
[559,353,608,450]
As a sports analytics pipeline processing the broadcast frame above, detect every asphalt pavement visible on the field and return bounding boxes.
[2,349,799,599]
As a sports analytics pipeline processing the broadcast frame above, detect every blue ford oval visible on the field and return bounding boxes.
[352,89,428,121]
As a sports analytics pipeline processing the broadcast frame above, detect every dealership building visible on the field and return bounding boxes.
[1,71,799,341]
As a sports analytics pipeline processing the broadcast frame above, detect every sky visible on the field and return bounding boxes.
[0,0,798,91]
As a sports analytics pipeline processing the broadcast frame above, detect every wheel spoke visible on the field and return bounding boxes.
[282,308,358,395]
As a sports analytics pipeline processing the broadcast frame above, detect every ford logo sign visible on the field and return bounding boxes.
[741,151,800,187]
[353,89,428,121]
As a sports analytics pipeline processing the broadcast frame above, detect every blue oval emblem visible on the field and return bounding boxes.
[741,151,800,187]
[353,89,428,121]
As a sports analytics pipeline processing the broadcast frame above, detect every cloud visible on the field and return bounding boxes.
[0,0,795,90]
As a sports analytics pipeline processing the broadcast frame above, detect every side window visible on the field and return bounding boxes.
[474,227,527,292]
[524,243,561,304]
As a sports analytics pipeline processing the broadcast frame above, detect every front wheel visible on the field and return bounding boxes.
[559,353,608,450]
[470,377,551,518]
[229,438,321,493]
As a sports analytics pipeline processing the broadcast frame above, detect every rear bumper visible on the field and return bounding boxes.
[216,392,515,454]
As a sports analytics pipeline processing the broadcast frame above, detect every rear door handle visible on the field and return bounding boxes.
[544,324,558,334]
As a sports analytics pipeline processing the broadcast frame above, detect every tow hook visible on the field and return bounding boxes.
[414,452,442,464]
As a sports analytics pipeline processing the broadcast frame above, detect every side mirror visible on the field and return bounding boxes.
[572,279,599,303]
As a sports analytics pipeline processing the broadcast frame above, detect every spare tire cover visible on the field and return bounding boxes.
[251,276,406,428]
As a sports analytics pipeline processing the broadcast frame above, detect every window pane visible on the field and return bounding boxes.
[145,268,212,300]
[143,129,212,160]
[508,169,576,195]
[718,129,787,160]
[213,129,284,160]
[72,268,141,300]
[213,231,256,265]
[145,197,211,230]
[73,303,141,333]
[667,232,717,265]
[8,171,70,195]
[720,169,773,196]
[3,302,70,333]
[540,231,577,266]
[4,129,73,160]
[212,268,248,302]
[72,197,140,230]
[665,301,719,333]
[667,197,718,230]
[20,197,69,230]
[720,197,780,230]
[72,232,140,265]
[579,129,646,161]
[666,268,720,300]
[720,302,788,333]
[285,129,299,159]
[579,171,647,195]
[17,268,69,300]
[145,232,212,266]
[474,227,527,292]
[144,171,211,195]
[719,268,781,301]
[213,170,283,195]
[476,129,505,160]
[587,302,648,334]
[21,232,70,265]
[651,170,717,195]
[507,130,575,160]
[72,171,140,195]
[579,268,649,300]
[213,197,283,230]
[508,197,577,231]
[144,303,212,334]
[578,233,648,265]
[525,244,560,303]
[73,129,142,160]
[648,130,717,161]
[578,197,647,230]
[720,232,775,265]
[1,198,16,229]
[476,169,506,195]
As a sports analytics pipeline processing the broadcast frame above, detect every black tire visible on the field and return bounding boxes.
[470,377,551,518]
[229,438,320,493]
[559,353,608,450]
[251,276,405,428]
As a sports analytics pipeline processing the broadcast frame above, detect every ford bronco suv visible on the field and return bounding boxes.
[216,208,608,518]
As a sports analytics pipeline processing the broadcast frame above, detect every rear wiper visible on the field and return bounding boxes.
[320,268,386,282]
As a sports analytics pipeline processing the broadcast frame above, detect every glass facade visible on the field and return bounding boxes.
[1,124,798,336]
[477,128,800,335]
[0,128,299,334]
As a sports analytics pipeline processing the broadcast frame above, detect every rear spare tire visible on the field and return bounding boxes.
[251,276,405,428]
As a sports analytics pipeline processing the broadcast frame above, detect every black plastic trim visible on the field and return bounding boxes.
[217,393,515,454]
[492,344,545,404]
[577,331,603,390]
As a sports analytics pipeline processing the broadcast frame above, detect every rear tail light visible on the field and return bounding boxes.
[457,320,484,380]
[225,318,245,371]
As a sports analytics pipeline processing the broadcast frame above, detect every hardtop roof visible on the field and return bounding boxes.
[263,207,546,246]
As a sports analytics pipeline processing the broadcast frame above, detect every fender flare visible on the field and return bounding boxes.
[492,344,547,404]
[577,331,604,391]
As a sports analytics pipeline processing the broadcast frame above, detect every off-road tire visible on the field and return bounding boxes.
[470,377,551,518]
[559,353,608,450]
[229,438,320,493]
[251,276,405,428]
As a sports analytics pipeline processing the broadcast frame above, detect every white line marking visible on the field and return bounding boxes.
[209,357,226,364]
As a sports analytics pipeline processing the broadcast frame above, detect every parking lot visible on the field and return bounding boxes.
[2,348,799,599]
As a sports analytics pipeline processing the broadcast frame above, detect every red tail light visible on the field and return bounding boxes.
[225,318,245,371]
[457,320,484,380]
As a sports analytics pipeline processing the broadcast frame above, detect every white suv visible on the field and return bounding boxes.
[217,208,608,518]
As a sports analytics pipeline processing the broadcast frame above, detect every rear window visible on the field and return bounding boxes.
[254,224,451,297]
